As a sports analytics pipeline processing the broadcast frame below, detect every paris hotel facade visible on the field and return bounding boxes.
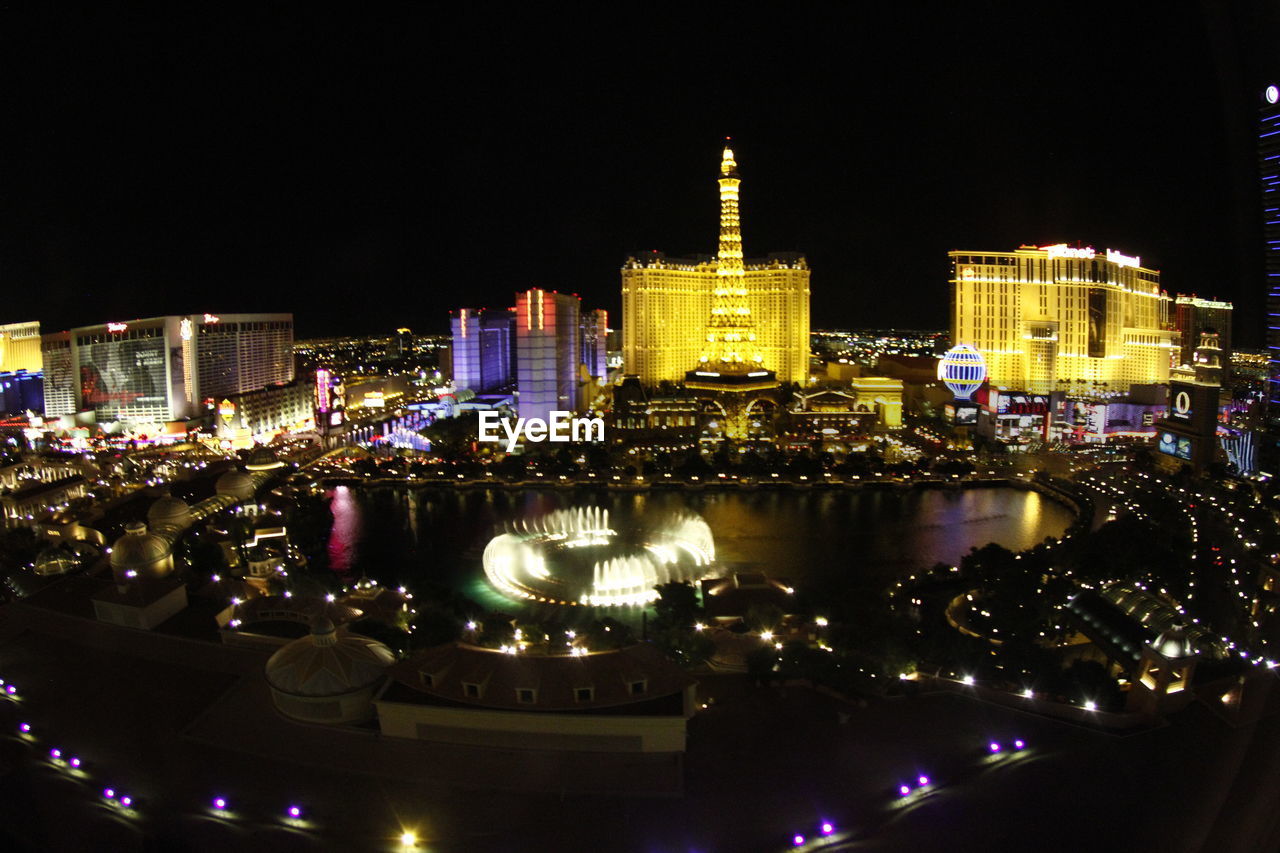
[620,147,810,387]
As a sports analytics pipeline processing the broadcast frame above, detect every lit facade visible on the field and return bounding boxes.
[1173,296,1232,367]
[0,322,42,374]
[219,378,315,443]
[580,309,609,382]
[0,371,44,416]
[515,289,581,422]
[1155,332,1225,473]
[39,313,295,428]
[621,146,809,386]
[39,332,76,418]
[1260,85,1280,452]
[950,245,1175,396]
[451,308,516,394]
[187,313,294,403]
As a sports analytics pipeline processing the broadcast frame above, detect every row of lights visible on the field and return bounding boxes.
[6,677,439,847]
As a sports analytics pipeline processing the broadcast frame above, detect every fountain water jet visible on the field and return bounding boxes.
[483,509,716,607]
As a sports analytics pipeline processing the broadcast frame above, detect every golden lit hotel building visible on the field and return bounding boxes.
[0,321,42,374]
[950,244,1176,396]
[621,146,810,386]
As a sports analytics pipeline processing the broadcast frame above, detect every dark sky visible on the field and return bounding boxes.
[5,2,1280,343]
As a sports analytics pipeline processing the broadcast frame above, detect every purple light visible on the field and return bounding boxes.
[899,784,911,796]
[103,788,115,799]
[214,797,227,810]
[18,722,30,733]
[821,822,834,835]
[1014,739,1025,749]
[288,806,302,818]
[6,685,15,694]
[918,775,930,786]
[989,742,1001,753]
[120,796,132,808]
[793,835,805,847]
[49,748,61,759]
[70,757,81,768]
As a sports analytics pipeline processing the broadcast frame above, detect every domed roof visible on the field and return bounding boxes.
[34,542,81,576]
[215,469,257,500]
[1151,622,1196,659]
[147,493,192,531]
[245,445,283,472]
[108,522,172,574]
[265,619,394,697]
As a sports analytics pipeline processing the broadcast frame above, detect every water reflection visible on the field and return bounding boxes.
[325,487,1074,602]
[326,486,361,572]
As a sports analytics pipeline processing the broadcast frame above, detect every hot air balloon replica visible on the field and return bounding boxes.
[936,345,987,447]
[937,345,987,401]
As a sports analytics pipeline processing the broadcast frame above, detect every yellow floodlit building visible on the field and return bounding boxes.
[949,244,1176,396]
[622,145,810,386]
[0,321,42,374]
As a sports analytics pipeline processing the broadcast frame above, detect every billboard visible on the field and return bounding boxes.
[1158,431,1193,461]
[1087,287,1107,358]
[314,368,346,427]
[946,401,979,425]
[79,330,169,421]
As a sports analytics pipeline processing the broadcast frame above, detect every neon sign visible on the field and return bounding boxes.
[1044,244,1095,260]
[180,318,193,341]
[106,323,128,333]
[203,314,220,324]
[1105,249,1140,268]
[315,368,331,413]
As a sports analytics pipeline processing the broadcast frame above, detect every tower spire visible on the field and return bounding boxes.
[696,140,763,372]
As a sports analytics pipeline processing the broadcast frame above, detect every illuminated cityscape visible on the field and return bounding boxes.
[621,146,810,386]
[3,5,1280,853]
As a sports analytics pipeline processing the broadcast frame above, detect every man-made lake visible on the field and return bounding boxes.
[325,485,1074,613]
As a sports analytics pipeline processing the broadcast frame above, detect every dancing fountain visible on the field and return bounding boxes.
[482,507,716,607]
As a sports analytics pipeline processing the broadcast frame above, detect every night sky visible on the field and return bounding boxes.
[6,3,1280,343]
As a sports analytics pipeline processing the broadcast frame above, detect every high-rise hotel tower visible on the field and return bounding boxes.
[950,245,1176,396]
[621,144,810,386]
[41,313,294,426]
[1261,84,1280,451]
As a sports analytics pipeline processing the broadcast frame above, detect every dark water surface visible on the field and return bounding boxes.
[325,485,1074,612]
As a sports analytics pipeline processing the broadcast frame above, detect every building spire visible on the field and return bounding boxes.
[696,140,763,372]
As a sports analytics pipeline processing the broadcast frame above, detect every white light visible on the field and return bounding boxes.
[962,675,975,686]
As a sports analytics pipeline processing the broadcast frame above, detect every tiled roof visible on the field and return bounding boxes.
[384,642,694,713]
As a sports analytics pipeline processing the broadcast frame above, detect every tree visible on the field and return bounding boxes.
[746,646,778,687]
[653,581,701,630]
[409,602,463,648]
[653,627,715,668]
[584,617,634,650]
[745,602,784,633]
